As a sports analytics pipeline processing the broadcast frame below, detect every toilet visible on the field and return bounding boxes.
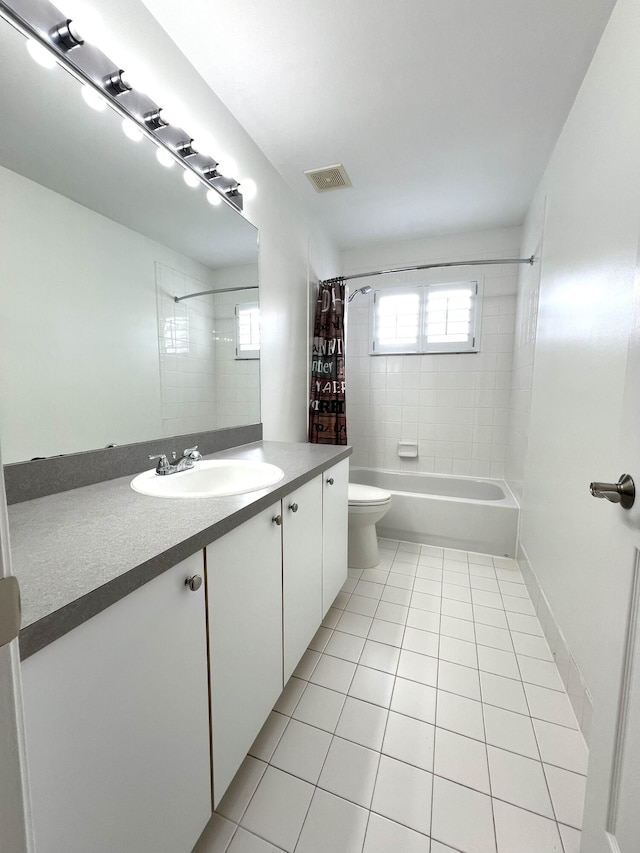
[347,483,392,569]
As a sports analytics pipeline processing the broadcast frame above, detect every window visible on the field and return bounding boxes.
[370,280,481,354]
[235,302,260,359]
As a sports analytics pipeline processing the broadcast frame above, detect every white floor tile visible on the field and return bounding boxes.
[440,599,473,621]
[434,727,490,793]
[506,612,544,636]
[477,645,520,679]
[499,580,528,598]
[483,704,539,759]
[416,564,443,580]
[413,577,442,596]
[544,764,586,829]
[336,696,389,751]
[410,591,442,614]
[487,745,554,818]
[473,604,509,629]
[249,712,288,763]
[360,569,390,585]
[407,608,441,633]
[346,593,379,617]
[386,572,415,590]
[435,689,485,741]
[363,812,430,853]
[227,828,283,853]
[270,719,332,784]
[472,589,504,609]
[341,577,358,594]
[475,623,513,651]
[371,754,432,835]
[533,720,588,774]
[295,788,369,853]
[470,575,500,593]
[349,665,395,707]
[439,614,475,642]
[324,630,366,663]
[308,625,332,653]
[431,776,496,853]
[480,671,529,714]
[241,766,314,852]
[382,710,435,771]
[359,639,401,674]
[495,567,525,583]
[438,660,481,700]
[502,594,536,615]
[292,683,346,733]
[333,591,350,610]
[274,676,306,716]
[336,610,375,638]
[402,626,440,657]
[430,841,459,853]
[510,631,553,661]
[293,648,321,680]
[353,580,385,600]
[367,618,406,647]
[442,570,470,588]
[375,600,410,624]
[322,607,341,629]
[517,655,565,691]
[524,683,579,729]
[439,635,478,668]
[469,563,497,578]
[381,585,412,606]
[492,798,563,853]
[558,823,582,853]
[442,582,472,603]
[309,654,357,693]
[193,813,236,853]
[397,649,439,687]
[318,735,380,807]
[391,677,437,724]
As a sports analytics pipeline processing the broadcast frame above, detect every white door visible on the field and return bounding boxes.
[581,241,640,852]
[0,441,33,853]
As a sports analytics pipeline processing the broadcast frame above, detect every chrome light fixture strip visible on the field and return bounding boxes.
[0,0,245,210]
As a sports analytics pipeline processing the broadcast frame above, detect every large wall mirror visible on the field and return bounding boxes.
[0,13,260,465]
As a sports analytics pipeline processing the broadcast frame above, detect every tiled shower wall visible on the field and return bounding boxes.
[155,264,260,437]
[342,228,522,479]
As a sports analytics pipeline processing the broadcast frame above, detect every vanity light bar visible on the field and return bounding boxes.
[0,0,248,211]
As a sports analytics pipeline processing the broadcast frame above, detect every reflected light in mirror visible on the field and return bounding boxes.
[81,84,107,111]
[122,118,143,142]
[26,38,57,68]
[183,169,200,188]
[207,189,222,206]
[156,147,175,168]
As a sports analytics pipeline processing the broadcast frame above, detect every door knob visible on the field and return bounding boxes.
[288,502,298,513]
[272,514,282,526]
[185,575,203,592]
[590,474,635,509]
[326,477,334,485]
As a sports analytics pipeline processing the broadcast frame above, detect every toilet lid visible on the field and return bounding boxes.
[348,483,392,505]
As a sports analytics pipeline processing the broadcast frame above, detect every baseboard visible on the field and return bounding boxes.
[517,541,593,745]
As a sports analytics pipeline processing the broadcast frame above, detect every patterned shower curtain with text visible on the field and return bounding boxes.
[308,277,347,445]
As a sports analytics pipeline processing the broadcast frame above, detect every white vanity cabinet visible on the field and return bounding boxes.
[321,459,349,615]
[20,553,211,853]
[206,500,284,807]
[282,476,324,681]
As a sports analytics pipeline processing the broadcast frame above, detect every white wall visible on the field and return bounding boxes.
[510,0,640,721]
[101,0,340,443]
[341,227,521,477]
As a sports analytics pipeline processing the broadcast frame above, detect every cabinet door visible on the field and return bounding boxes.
[283,476,323,682]
[322,459,349,615]
[21,553,211,853]
[207,501,283,807]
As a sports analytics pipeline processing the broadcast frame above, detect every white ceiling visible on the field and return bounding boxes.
[140,0,616,249]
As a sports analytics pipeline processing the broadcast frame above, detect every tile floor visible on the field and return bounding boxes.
[194,539,588,853]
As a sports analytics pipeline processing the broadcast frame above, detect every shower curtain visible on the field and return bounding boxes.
[308,277,347,445]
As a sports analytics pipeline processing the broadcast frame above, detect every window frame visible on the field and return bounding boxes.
[369,279,482,355]
[235,301,260,360]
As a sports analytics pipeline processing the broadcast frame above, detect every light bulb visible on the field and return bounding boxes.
[183,169,200,188]
[206,189,222,206]
[81,85,107,111]
[239,178,257,200]
[26,39,57,69]
[121,118,143,142]
[215,155,238,177]
[61,2,106,46]
[156,148,175,168]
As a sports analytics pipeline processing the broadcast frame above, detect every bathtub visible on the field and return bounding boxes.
[350,467,519,557]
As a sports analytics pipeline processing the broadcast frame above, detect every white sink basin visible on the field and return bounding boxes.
[131,459,285,498]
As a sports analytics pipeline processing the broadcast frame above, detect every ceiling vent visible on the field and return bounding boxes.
[304,163,352,193]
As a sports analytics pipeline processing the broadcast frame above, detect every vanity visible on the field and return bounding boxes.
[12,440,350,853]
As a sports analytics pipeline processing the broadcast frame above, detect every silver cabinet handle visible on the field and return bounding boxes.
[326,477,334,485]
[289,502,299,513]
[590,474,635,509]
[185,575,203,592]
[272,514,282,526]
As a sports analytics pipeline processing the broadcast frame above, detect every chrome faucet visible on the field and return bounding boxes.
[149,446,203,476]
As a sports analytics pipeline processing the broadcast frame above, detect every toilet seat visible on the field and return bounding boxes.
[348,483,391,506]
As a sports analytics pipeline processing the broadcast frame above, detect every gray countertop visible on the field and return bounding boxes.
[10,440,350,659]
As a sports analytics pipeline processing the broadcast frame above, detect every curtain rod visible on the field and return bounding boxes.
[174,285,258,303]
[341,255,535,283]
